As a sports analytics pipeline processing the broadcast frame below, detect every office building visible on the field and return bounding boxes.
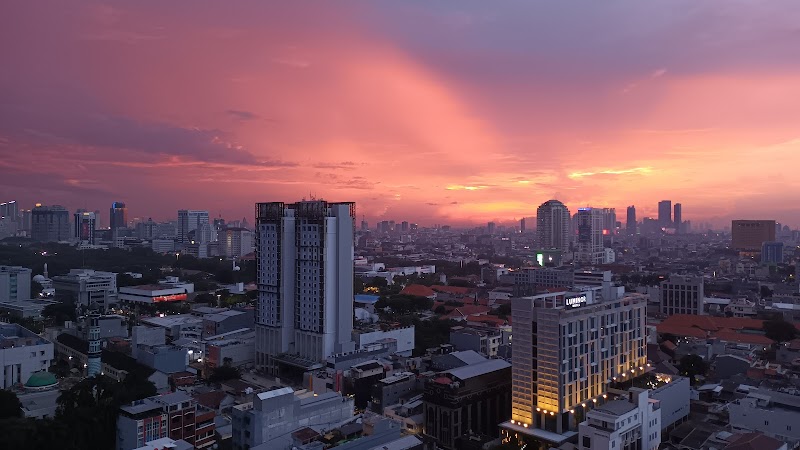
[520,217,527,233]
[177,210,210,244]
[119,277,194,306]
[231,387,354,450]
[578,388,661,450]
[401,221,409,232]
[31,204,70,242]
[110,201,128,233]
[74,210,97,244]
[658,200,671,227]
[673,203,682,233]
[0,200,18,221]
[135,218,157,240]
[500,292,648,448]
[0,323,54,389]
[424,359,512,450]
[574,208,604,265]
[0,265,32,302]
[762,241,784,265]
[117,392,215,450]
[254,201,356,374]
[51,269,118,310]
[732,220,777,251]
[449,326,503,357]
[218,227,254,258]
[488,221,497,235]
[600,208,616,236]
[660,275,704,316]
[626,206,636,235]
[537,200,571,251]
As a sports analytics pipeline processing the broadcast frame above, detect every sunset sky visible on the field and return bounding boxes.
[2,1,800,227]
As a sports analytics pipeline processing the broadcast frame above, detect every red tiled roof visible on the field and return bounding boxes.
[466,315,509,327]
[659,314,773,333]
[401,284,437,298]
[725,432,785,450]
[431,285,473,295]
[661,340,677,351]
[193,390,228,409]
[713,331,773,346]
[656,323,708,339]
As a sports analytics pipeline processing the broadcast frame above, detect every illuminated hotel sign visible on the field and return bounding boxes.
[565,295,587,308]
[153,293,188,303]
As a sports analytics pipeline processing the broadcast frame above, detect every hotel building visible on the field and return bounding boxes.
[500,291,648,448]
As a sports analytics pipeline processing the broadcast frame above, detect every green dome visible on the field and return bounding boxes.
[25,371,57,388]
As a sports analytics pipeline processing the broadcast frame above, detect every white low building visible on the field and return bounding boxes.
[352,325,415,356]
[729,388,800,447]
[0,323,54,389]
[231,387,354,450]
[579,388,661,450]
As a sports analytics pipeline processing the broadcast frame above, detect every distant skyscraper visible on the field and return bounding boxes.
[177,210,210,243]
[599,207,616,236]
[254,200,356,374]
[31,205,70,242]
[110,201,128,233]
[520,217,526,233]
[673,203,682,233]
[574,208,604,265]
[487,221,496,235]
[626,205,637,235]
[401,221,409,232]
[0,201,18,221]
[74,210,96,245]
[658,200,671,227]
[536,200,571,251]
[731,220,776,251]
[360,219,368,231]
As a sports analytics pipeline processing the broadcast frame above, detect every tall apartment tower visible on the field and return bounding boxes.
[31,204,70,242]
[536,200,571,251]
[626,206,637,235]
[574,208,604,265]
[254,200,356,374]
[0,201,18,221]
[110,202,128,232]
[501,291,648,447]
[177,210,210,243]
[657,200,671,227]
[673,203,682,233]
[600,208,616,236]
[74,210,97,245]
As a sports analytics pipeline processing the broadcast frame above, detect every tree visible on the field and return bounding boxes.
[492,303,511,317]
[43,301,77,325]
[678,354,708,383]
[0,390,21,419]
[760,285,774,299]
[763,319,797,343]
[209,365,241,383]
[353,276,365,294]
[434,305,447,314]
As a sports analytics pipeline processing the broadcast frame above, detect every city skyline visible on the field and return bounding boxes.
[3,2,800,226]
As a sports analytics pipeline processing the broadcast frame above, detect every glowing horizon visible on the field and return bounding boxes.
[2,1,800,227]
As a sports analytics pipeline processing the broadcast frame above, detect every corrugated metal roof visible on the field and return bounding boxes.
[446,359,510,380]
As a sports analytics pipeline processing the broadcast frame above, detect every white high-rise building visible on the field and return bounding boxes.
[177,210,209,243]
[500,291,648,448]
[574,208,605,265]
[255,201,356,374]
[218,227,254,258]
[536,200,571,251]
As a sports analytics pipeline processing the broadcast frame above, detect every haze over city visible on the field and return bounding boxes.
[3,1,800,226]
